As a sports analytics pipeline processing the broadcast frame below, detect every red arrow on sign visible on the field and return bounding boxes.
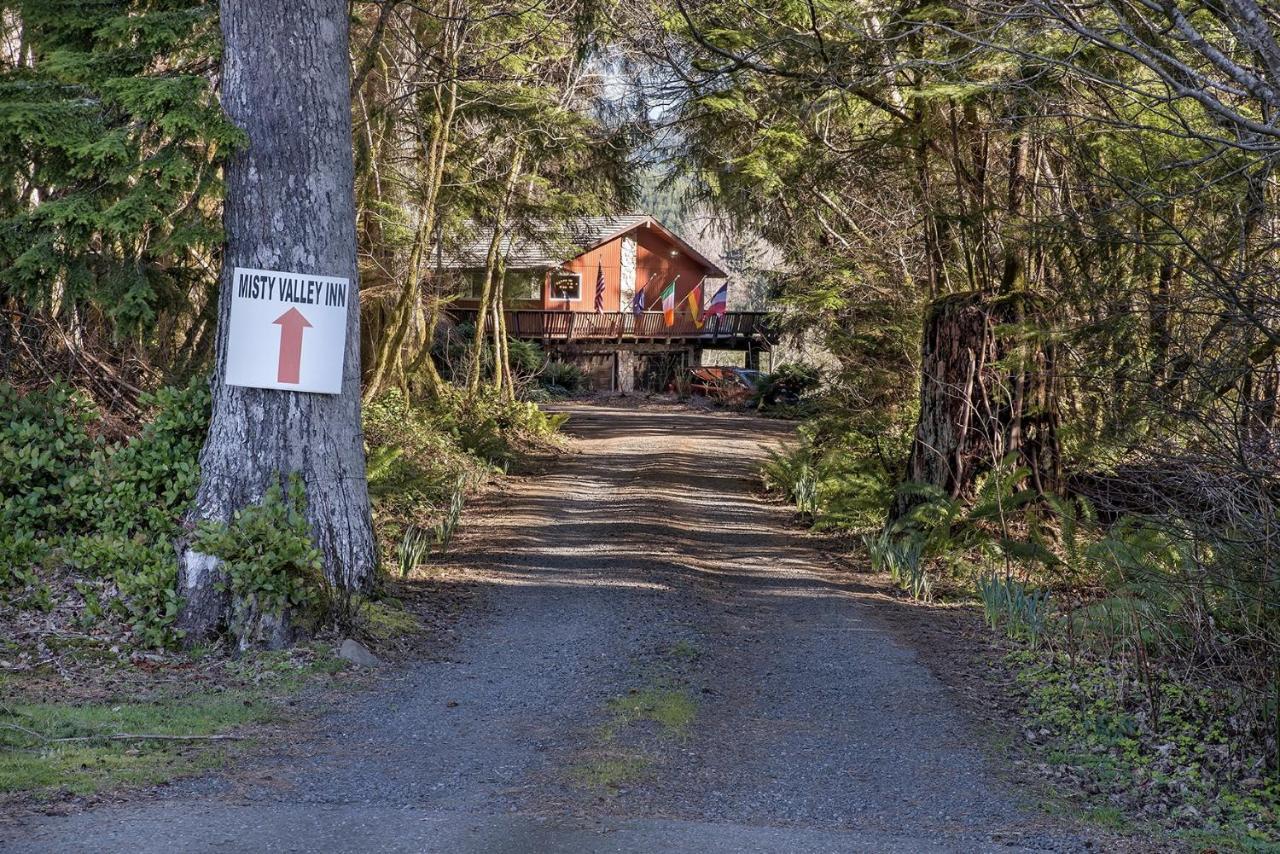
[273,307,313,384]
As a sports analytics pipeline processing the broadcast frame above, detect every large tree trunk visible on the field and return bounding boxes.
[892,290,1059,520]
[178,0,376,645]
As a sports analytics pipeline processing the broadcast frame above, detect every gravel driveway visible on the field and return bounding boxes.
[2,404,1093,853]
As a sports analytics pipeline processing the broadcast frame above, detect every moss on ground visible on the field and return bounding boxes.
[571,754,650,792]
[606,685,697,739]
[0,643,351,801]
[357,597,423,643]
[0,692,271,796]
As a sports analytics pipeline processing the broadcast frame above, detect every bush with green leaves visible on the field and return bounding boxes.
[760,417,911,529]
[87,381,210,540]
[539,360,587,395]
[752,362,821,409]
[364,388,564,568]
[505,337,547,379]
[194,475,324,644]
[0,531,50,590]
[67,534,184,647]
[0,382,99,537]
[761,441,821,518]
[449,387,568,467]
[0,380,209,646]
[364,389,487,564]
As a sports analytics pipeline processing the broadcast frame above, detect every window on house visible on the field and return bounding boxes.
[550,271,581,301]
[505,270,544,301]
[460,269,486,298]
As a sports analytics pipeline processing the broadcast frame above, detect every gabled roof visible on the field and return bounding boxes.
[438,214,727,278]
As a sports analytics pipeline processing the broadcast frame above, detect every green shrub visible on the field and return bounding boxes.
[364,389,485,497]
[194,475,325,638]
[505,337,546,378]
[539,360,587,394]
[364,390,485,568]
[761,441,821,517]
[760,419,910,529]
[0,383,99,537]
[0,381,207,646]
[67,534,184,647]
[0,531,50,589]
[752,362,821,409]
[364,388,563,569]
[451,388,567,467]
[88,380,209,541]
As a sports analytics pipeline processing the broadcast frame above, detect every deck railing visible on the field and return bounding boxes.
[449,309,771,344]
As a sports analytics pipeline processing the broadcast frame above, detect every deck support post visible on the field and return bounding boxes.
[616,350,636,394]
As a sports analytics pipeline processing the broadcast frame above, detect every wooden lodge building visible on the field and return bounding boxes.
[446,214,772,391]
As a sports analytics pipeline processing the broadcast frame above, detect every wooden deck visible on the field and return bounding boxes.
[449,309,772,349]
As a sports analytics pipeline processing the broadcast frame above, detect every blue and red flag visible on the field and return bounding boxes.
[705,282,729,317]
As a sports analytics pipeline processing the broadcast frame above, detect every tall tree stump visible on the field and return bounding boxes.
[892,290,1060,520]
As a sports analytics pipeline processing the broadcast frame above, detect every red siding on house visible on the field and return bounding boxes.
[449,221,720,313]
[545,235,624,311]
[633,225,713,313]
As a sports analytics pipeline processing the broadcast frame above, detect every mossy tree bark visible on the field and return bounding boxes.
[178,0,377,644]
[892,291,1060,520]
[466,144,524,396]
[362,74,458,402]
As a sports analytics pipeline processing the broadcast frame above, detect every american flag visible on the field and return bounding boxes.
[593,262,605,313]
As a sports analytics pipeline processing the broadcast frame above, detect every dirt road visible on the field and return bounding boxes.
[2,404,1092,853]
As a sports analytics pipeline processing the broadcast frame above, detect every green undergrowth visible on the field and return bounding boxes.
[364,387,565,572]
[2,381,563,649]
[760,410,912,529]
[1014,650,1279,849]
[1,380,210,647]
[764,411,1279,845]
[1,380,559,798]
[0,645,347,800]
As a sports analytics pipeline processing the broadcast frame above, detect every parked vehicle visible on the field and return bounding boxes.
[687,366,761,403]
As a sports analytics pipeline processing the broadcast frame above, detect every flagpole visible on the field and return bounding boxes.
[646,274,679,311]
[634,270,660,311]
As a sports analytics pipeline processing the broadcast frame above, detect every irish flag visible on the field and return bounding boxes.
[705,282,729,317]
[660,279,677,326]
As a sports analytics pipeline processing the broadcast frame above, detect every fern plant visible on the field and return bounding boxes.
[762,442,821,517]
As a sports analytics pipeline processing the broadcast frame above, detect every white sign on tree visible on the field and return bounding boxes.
[224,266,349,395]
